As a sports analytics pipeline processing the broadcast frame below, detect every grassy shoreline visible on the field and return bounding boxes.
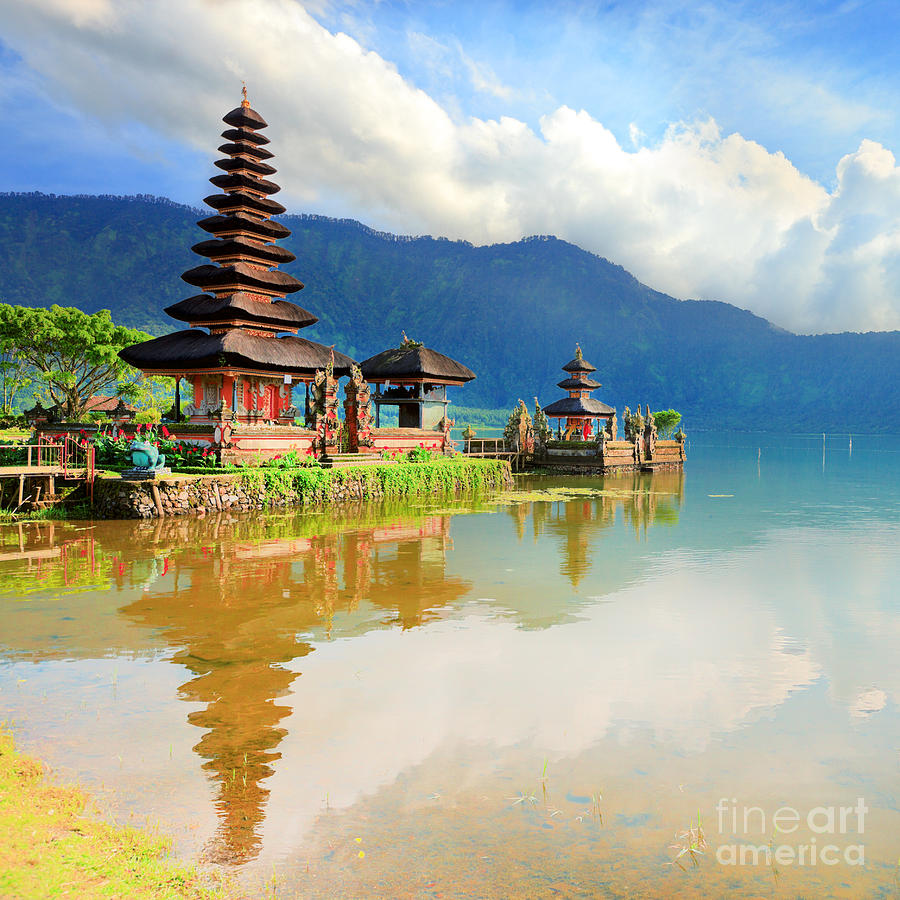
[0,729,237,899]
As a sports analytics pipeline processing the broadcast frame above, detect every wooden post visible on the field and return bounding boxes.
[17,474,25,507]
[150,484,165,518]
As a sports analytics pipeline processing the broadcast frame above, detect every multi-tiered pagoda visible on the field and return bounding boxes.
[542,344,615,438]
[120,89,353,426]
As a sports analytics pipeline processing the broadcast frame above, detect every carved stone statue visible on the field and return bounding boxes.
[514,399,533,453]
[439,415,455,451]
[344,363,374,449]
[632,405,644,437]
[504,399,534,452]
[312,363,340,452]
[607,412,618,441]
[310,369,327,417]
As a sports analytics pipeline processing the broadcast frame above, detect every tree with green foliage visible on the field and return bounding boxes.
[533,397,551,445]
[652,409,682,438]
[123,373,176,420]
[0,304,151,421]
[0,305,32,415]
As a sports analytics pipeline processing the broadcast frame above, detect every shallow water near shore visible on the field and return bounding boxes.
[1,432,898,897]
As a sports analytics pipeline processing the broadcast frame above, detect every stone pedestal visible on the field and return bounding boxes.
[121,467,172,481]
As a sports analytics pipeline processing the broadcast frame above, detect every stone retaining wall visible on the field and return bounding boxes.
[93,460,512,520]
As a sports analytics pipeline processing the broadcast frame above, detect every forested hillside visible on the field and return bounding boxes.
[2,192,898,431]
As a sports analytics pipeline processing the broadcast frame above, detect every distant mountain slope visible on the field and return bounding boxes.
[1,192,897,431]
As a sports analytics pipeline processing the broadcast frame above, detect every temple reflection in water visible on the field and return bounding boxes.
[117,510,470,864]
[0,472,683,864]
[509,470,684,586]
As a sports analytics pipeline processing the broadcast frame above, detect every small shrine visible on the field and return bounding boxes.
[541,345,615,439]
[360,334,475,430]
[119,89,354,427]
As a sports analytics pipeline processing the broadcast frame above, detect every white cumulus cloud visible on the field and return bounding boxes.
[1,0,899,333]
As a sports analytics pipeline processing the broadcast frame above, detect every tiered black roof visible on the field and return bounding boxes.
[197,213,290,241]
[543,396,615,417]
[220,127,269,146]
[165,294,318,330]
[120,330,354,377]
[557,376,602,390]
[217,142,274,161]
[561,347,597,373]
[542,345,614,420]
[190,237,296,266]
[203,191,286,216]
[222,105,268,130]
[120,91,353,377]
[214,157,277,178]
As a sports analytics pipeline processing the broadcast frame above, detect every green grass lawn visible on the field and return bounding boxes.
[0,729,240,899]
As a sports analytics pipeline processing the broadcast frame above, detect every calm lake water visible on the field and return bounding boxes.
[1,433,898,898]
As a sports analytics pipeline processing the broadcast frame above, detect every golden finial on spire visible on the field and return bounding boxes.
[241,82,250,108]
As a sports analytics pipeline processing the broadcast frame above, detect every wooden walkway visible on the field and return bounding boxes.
[0,437,96,508]
[463,439,527,471]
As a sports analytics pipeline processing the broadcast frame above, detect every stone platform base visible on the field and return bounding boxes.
[120,468,172,480]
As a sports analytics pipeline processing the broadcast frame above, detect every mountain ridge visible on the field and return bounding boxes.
[1,192,897,431]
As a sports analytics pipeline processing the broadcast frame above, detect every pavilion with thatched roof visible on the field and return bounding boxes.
[360,335,475,429]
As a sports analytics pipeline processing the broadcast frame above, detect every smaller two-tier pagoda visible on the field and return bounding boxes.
[119,89,353,428]
[542,345,615,438]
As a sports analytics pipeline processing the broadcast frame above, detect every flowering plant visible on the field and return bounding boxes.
[91,424,219,469]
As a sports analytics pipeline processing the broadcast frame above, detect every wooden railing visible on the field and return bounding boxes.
[463,438,508,455]
[0,435,96,505]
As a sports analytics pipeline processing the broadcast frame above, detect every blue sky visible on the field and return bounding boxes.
[2,0,899,333]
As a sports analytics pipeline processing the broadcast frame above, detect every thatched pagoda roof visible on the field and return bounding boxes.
[120,93,358,383]
[542,396,615,417]
[217,141,274,161]
[181,262,303,295]
[222,105,268,130]
[191,237,296,266]
[197,213,290,241]
[557,376,602,390]
[203,191,286,216]
[119,330,354,377]
[209,172,281,195]
[165,294,318,330]
[360,344,475,384]
[561,354,597,373]
[214,157,277,178]
[220,126,269,146]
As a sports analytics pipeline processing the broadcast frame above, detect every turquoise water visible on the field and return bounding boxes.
[0,432,898,897]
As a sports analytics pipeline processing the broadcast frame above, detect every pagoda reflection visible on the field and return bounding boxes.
[510,470,685,586]
[116,509,469,864]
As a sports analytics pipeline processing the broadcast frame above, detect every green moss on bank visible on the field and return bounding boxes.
[0,729,237,899]
[237,456,511,502]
